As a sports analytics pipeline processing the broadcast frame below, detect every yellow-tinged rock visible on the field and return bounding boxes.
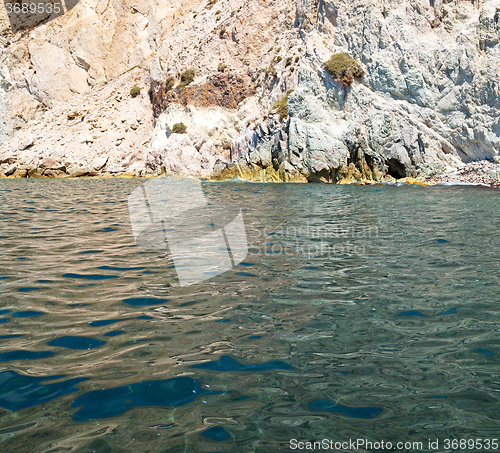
[397,177,430,186]
[337,178,354,185]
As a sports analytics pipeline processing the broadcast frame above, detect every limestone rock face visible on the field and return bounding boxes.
[148,97,260,176]
[1,0,500,180]
[0,68,152,177]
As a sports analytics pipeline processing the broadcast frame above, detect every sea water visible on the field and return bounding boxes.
[0,178,499,452]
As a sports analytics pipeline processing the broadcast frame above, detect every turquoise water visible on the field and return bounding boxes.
[0,178,500,452]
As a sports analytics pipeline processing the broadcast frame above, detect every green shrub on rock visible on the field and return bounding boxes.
[165,76,176,91]
[130,86,141,97]
[179,69,195,87]
[271,89,293,121]
[324,52,364,86]
[171,123,187,134]
[218,63,226,72]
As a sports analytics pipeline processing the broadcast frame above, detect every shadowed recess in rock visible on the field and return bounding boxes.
[397,311,428,317]
[202,426,230,441]
[308,400,383,418]
[48,336,105,350]
[17,287,39,292]
[0,310,11,315]
[70,376,223,421]
[192,355,294,371]
[137,315,152,319]
[88,319,124,327]
[123,297,168,306]
[477,349,495,357]
[0,319,10,323]
[436,239,448,243]
[0,370,86,411]
[63,273,118,280]
[0,335,23,339]
[0,351,54,362]
[12,311,44,317]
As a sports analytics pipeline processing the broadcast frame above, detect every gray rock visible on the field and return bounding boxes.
[41,157,66,172]
[3,164,17,176]
[68,167,90,177]
[18,136,35,151]
[91,156,108,171]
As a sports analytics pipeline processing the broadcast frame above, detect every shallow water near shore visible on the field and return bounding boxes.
[1,178,500,452]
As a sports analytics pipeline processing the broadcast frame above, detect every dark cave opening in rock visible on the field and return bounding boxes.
[386,158,407,179]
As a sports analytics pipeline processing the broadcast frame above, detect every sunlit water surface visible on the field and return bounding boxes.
[0,178,499,452]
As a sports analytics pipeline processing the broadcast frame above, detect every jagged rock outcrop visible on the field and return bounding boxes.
[1,0,500,181]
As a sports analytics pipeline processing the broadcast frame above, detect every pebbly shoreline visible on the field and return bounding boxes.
[425,160,500,189]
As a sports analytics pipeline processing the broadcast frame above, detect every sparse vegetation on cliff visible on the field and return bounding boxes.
[130,86,141,97]
[179,69,195,87]
[218,63,226,72]
[171,123,187,134]
[163,73,255,110]
[271,89,293,121]
[165,76,176,91]
[265,65,277,78]
[324,52,364,86]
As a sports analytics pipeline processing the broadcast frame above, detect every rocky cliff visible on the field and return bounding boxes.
[0,0,499,182]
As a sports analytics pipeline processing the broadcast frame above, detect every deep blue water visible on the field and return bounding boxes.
[48,336,105,350]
